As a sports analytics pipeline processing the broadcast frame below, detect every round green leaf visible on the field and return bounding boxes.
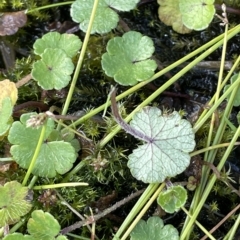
[127,107,195,183]
[179,0,215,30]
[0,181,32,227]
[27,210,60,240]
[157,0,192,34]
[223,73,240,107]
[101,31,157,86]
[71,0,118,34]
[157,185,188,213]
[33,32,82,58]
[31,48,74,90]
[8,113,77,178]
[130,216,179,240]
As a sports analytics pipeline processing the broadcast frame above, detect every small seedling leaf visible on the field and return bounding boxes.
[224,73,240,106]
[8,113,77,178]
[3,233,35,240]
[31,48,74,90]
[101,31,157,86]
[127,107,195,183]
[33,32,82,58]
[157,0,191,34]
[130,216,179,240]
[157,185,187,213]
[179,0,215,31]
[0,98,13,136]
[27,210,61,240]
[0,181,32,227]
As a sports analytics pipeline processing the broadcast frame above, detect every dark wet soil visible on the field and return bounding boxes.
[1,1,240,239]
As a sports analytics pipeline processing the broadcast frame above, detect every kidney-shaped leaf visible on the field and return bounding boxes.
[0,181,32,227]
[102,31,157,86]
[179,0,215,31]
[27,210,61,240]
[33,32,82,58]
[31,48,74,90]
[130,216,179,240]
[127,107,195,183]
[8,113,77,178]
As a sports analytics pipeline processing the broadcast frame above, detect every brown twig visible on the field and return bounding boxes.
[15,74,32,88]
[200,204,240,240]
[60,189,144,235]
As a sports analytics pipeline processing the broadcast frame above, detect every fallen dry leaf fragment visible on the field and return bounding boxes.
[0,11,27,36]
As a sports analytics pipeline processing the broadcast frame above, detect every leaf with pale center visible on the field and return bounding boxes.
[127,107,195,183]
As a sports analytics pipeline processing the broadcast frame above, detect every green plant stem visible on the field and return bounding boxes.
[99,28,240,148]
[28,175,38,189]
[182,76,240,238]
[113,183,162,239]
[202,204,240,240]
[224,212,240,240]
[180,105,240,239]
[9,218,27,234]
[198,74,240,189]
[204,21,228,162]
[26,2,74,14]
[0,157,13,161]
[193,78,240,133]
[69,25,240,130]
[22,124,47,186]
[57,0,100,130]
[64,26,240,220]
[120,184,165,240]
[33,182,88,190]
[190,142,240,157]
[181,207,216,240]
[195,54,240,126]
